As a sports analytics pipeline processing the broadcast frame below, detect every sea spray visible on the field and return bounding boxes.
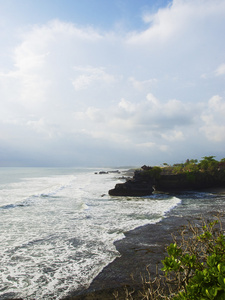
[0,168,182,299]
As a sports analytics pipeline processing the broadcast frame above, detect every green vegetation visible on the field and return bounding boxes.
[162,218,225,299]
[115,216,225,299]
[164,156,225,175]
[141,156,225,191]
[143,166,162,179]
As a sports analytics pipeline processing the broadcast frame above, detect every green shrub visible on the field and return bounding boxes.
[144,167,162,179]
[162,218,225,299]
[115,216,225,299]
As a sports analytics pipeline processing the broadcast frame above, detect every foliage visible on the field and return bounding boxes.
[144,167,162,179]
[172,164,184,174]
[198,156,219,174]
[165,156,225,177]
[146,156,225,178]
[162,217,225,299]
[114,216,225,300]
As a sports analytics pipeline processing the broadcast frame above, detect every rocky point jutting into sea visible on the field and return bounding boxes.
[1,159,225,300]
[109,157,225,196]
[65,157,225,299]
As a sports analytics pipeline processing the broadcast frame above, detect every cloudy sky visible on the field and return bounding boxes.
[0,0,225,167]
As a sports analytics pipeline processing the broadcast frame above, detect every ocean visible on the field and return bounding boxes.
[0,168,224,300]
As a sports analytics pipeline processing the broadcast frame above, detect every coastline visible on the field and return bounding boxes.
[64,188,225,300]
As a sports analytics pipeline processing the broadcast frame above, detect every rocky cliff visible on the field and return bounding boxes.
[108,166,225,196]
[108,170,154,196]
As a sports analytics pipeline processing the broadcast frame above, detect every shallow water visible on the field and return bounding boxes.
[0,168,181,300]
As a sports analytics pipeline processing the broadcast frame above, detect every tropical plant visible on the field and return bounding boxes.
[114,216,225,300]
[162,217,225,299]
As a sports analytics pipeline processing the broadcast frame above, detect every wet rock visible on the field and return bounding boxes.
[108,170,154,196]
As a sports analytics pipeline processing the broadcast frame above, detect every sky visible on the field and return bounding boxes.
[0,0,225,167]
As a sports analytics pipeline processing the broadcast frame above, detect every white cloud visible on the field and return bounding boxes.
[0,20,105,108]
[161,130,184,141]
[85,107,105,122]
[136,142,155,148]
[128,1,192,44]
[118,98,136,113]
[26,118,60,138]
[159,145,169,152]
[215,63,225,76]
[1,1,225,166]
[200,95,225,142]
[134,0,225,46]
[146,93,160,107]
[201,124,225,142]
[72,66,115,91]
[73,94,195,145]
[129,77,157,91]
[72,92,225,154]
[208,95,225,111]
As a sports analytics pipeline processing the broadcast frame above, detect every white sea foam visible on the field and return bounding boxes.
[0,168,181,299]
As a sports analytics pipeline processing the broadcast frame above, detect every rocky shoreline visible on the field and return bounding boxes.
[63,188,225,300]
[64,216,184,300]
[109,165,225,196]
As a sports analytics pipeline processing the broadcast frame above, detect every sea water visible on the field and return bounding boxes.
[0,168,223,300]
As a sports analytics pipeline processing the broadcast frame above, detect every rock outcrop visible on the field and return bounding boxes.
[108,170,154,196]
[108,165,225,196]
[155,172,225,192]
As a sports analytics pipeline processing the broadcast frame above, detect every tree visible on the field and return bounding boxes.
[199,156,219,172]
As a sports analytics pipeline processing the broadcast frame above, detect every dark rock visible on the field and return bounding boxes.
[141,165,152,171]
[155,172,225,192]
[65,208,225,299]
[108,170,154,196]
[96,170,121,175]
[109,166,225,196]
[118,176,130,180]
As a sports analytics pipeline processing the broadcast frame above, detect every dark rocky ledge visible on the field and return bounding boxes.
[63,206,225,300]
[63,215,185,300]
[108,165,225,196]
[108,170,154,196]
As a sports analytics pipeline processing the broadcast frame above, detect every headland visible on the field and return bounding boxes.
[109,157,225,196]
